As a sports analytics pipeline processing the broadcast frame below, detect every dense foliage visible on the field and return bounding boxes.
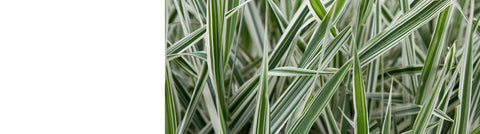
[166,0,480,133]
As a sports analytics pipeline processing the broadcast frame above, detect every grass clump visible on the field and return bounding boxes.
[166,0,480,133]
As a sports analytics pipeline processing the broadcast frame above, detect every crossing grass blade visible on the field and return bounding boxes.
[415,5,453,106]
[172,0,192,34]
[167,26,206,55]
[268,2,309,69]
[472,125,480,134]
[299,0,349,68]
[410,6,453,134]
[243,2,265,53]
[308,0,326,20]
[224,0,252,19]
[400,0,419,105]
[403,121,441,134]
[167,51,207,61]
[177,64,208,134]
[358,0,453,66]
[270,26,351,134]
[286,61,352,134]
[324,105,340,134]
[267,0,288,30]
[269,67,337,76]
[357,0,373,25]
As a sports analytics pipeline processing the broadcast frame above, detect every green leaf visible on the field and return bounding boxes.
[325,105,340,134]
[370,104,452,122]
[166,63,177,134]
[357,0,373,25]
[415,5,453,106]
[452,106,461,134]
[286,61,352,134]
[202,79,226,134]
[269,67,337,76]
[172,0,193,34]
[268,2,310,69]
[177,64,209,134]
[167,26,206,55]
[270,26,351,133]
[382,80,393,134]
[308,0,327,20]
[411,6,453,134]
[359,0,453,66]
[244,2,265,53]
[298,2,335,68]
[456,2,479,133]
[403,121,441,134]
[252,2,270,133]
[224,0,252,18]
[167,51,207,61]
[165,0,480,132]
[206,0,229,133]
[352,46,369,134]
[471,125,480,134]
[267,0,288,30]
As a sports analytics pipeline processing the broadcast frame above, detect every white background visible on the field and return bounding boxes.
[0,0,164,133]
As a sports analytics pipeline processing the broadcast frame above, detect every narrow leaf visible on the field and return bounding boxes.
[287,61,352,134]
[352,46,369,134]
[269,67,337,76]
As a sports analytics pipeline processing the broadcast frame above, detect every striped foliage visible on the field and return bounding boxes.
[166,0,480,133]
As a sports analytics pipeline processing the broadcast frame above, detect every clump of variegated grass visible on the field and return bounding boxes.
[166,0,480,133]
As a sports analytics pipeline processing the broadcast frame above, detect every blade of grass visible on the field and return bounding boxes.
[471,125,480,134]
[269,67,337,76]
[325,105,340,134]
[308,0,326,20]
[172,0,192,34]
[432,44,456,134]
[267,0,288,30]
[252,2,270,133]
[352,46,369,134]
[382,80,393,134]
[452,106,461,134]
[206,0,229,133]
[224,0,251,19]
[357,0,373,25]
[270,26,351,133]
[403,121,441,134]
[400,0,419,104]
[167,51,207,61]
[359,0,453,66]
[456,1,478,132]
[202,79,225,134]
[268,2,309,69]
[244,2,265,53]
[370,104,453,121]
[167,26,206,55]
[177,64,208,134]
[411,49,450,134]
[411,3,453,127]
[415,5,453,107]
[166,63,178,134]
[286,61,352,134]
[298,2,336,68]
